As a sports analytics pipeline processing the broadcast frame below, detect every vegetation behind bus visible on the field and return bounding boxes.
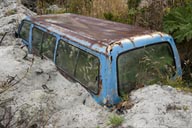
[19,0,192,95]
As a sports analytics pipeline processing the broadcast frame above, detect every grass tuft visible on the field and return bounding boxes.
[108,114,124,127]
[5,9,17,16]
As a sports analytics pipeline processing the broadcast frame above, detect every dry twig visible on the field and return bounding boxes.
[0,32,8,46]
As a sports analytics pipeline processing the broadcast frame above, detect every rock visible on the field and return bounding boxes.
[0,0,35,46]
[122,85,192,128]
[35,68,44,75]
[25,53,34,61]
[46,4,63,13]
[139,0,168,8]
[12,45,28,61]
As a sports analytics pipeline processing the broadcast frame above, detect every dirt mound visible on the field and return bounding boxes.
[0,1,192,128]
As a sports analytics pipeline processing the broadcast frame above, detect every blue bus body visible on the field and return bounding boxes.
[17,13,182,106]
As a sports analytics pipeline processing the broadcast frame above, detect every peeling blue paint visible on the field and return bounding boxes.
[17,14,182,106]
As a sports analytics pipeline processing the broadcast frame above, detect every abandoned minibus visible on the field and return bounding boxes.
[17,13,182,106]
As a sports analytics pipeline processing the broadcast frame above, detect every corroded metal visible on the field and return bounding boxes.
[29,13,155,54]
[18,13,182,106]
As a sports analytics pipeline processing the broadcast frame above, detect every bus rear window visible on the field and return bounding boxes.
[117,42,175,96]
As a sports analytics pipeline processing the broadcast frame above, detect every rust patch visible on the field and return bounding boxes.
[30,13,154,53]
[106,45,113,54]
[114,41,123,48]
[157,32,164,37]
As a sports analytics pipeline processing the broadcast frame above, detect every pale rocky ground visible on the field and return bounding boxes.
[0,0,192,128]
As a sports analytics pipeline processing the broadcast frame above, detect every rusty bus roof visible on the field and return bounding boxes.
[28,13,155,54]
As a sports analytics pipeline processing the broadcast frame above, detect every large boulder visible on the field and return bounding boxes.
[0,0,35,46]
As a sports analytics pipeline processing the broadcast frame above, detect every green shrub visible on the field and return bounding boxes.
[163,4,192,43]
[163,4,192,83]
[103,12,114,21]
[108,114,124,127]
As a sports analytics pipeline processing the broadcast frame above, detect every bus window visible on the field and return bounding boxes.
[32,27,43,54]
[20,21,31,42]
[56,40,99,93]
[56,40,78,76]
[32,27,56,59]
[41,32,56,59]
[75,49,99,93]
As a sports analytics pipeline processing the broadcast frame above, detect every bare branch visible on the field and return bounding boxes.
[0,32,8,46]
